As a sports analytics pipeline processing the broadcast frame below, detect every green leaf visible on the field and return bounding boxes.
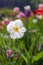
[32,51,43,63]
[21,54,28,64]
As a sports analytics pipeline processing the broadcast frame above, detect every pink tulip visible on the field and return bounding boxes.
[13,7,20,14]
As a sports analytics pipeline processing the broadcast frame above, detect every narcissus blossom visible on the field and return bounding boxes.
[7,19,26,39]
[13,7,20,14]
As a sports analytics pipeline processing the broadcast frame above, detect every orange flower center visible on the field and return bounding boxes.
[13,26,19,32]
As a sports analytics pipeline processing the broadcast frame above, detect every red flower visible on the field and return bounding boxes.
[33,4,43,16]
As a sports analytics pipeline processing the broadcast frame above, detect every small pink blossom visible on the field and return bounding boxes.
[13,7,20,14]
[16,11,25,19]
[5,49,13,58]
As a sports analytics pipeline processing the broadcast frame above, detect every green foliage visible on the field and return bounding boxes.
[32,51,43,63]
[0,9,43,65]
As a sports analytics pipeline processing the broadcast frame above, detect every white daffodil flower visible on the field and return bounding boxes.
[7,19,26,39]
[24,5,31,10]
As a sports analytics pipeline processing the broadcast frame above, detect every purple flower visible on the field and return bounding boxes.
[24,10,32,17]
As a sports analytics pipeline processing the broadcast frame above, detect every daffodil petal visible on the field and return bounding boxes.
[10,32,24,39]
[10,32,20,39]
[19,32,24,38]
[10,33,17,39]
[14,19,23,28]
[7,22,14,33]
[19,27,26,33]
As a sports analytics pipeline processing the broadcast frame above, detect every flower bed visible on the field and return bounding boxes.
[0,5,43,65]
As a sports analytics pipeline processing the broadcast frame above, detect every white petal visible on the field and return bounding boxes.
[14,19,23,28]
[24,5,31,10]
[7,22,13,32]
[10,32,21,39]
[18,32,24,38]
[15,32,22,38]
[10,33,17,39]
[19,27,26,33]
[7,22,16,33]
[16,32,24,38]
[10,32,24,39]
